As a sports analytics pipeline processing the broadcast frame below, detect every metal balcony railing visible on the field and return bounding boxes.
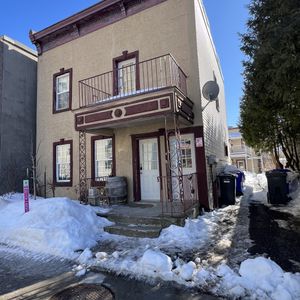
[230,145,252,156]
[79,54,187,108]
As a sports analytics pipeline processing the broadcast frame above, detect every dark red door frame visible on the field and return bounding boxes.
[131,132,162,202]
[131,126,209,209]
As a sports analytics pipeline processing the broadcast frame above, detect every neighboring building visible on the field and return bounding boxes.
[0,36,37,194]
[30,0,229,214]
[228,127,264,173]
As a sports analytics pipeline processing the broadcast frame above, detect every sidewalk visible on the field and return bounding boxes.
[0,245,218,300]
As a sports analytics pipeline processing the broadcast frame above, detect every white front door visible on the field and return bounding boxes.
[139,138,160,201]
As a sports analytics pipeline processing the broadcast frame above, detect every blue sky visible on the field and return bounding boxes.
[203,0,250,126]
[0,0,250,126]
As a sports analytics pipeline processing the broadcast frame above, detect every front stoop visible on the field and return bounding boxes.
[97,210,186,238]
[104,224,162,238]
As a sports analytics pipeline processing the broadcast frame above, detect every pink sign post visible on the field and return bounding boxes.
[23,180,30,213]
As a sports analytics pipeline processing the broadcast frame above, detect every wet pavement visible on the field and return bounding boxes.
[0,245,74,296]
[248,203,300,273]
[0,245,218,299]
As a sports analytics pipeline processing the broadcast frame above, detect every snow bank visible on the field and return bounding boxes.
[155,212,219,251]
[91,245,300,299]
[243,172,268,203]
[0,193,112,259]
[218,257,300,299]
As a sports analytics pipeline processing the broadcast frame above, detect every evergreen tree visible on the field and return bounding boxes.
[240,0,300,171]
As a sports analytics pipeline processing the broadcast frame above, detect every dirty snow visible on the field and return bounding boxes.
[1,172,300,300]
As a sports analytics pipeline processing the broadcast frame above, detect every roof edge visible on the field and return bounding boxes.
[0,35,37,57]
[30,0,120,43]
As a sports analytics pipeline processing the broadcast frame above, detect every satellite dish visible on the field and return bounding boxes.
[202,81,220,101]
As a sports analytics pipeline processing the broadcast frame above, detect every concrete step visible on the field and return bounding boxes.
[104,223,162,238]
[97,213,184,228]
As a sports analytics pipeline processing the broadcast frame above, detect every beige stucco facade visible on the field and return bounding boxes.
[35,0,229,209]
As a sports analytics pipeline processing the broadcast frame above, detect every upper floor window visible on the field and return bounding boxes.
[53,68,72,113]
[117,58,137,95]
[113,51,139,96]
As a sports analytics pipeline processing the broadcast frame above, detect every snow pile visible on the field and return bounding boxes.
[138,249,173,278]
[0,193,112,259]
[244,172,268,203]
[223,164,241,174]
[90,246,300,299]
[217,257,300,299]
[155,211,221,251]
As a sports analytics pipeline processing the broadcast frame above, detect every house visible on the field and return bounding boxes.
[228,127,267,173]
[0,36,37,195]
[30,0,229,217]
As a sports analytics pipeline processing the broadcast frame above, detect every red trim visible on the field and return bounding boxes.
[53,139,73,187]
[112,50,140,96]
[91,135,116,186]
[74,92,174,131]
[131,132,162,202]
[53,68,73,114]
[181,126,209,209]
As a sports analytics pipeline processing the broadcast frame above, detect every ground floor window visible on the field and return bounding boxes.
[170,133,196,174]
[92,137,114,180]
[53,140,72,186]
[237,160,245,170]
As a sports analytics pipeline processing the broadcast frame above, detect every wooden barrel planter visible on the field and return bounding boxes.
[106,176,127,204]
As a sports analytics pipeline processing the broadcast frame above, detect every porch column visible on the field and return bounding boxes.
[79,130,87,203]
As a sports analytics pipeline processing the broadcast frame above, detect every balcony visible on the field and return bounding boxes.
[230,145,252,157]
[75,54,194,131]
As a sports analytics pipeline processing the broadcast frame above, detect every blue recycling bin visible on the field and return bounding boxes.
[236,171,245,196]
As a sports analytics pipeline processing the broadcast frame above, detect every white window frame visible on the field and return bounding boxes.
[55,71,71,112]
[55,143,71,183]
[117,58,137,95]
[94,138,113,179]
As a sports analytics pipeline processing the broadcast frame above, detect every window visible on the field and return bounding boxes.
[117,58,136,95]
[92,136,115,183]
[180,138,193,168]
[170,133,196,174]
[113,51,139,96]
[224,144,229,157]
[53,140,73,186]
[53,69,72,113]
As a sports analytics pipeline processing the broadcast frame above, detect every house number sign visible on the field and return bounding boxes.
[23,180,30,213]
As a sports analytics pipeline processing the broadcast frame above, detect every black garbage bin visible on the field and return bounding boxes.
[266,170,289,204]
[218,173,236,205]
